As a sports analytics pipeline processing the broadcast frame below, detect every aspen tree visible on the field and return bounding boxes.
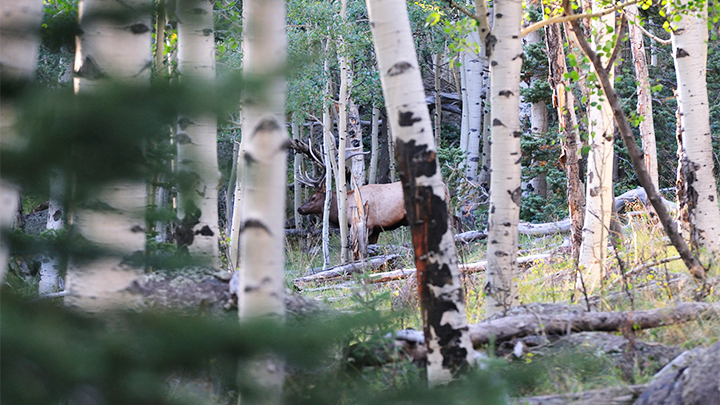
[336,0,350,263]
[577,2,616,290]
[176,0,220,267]
[237,0,288,400]
[626,4,659,190]
[65,0,152,311]
[0,0,43,280]
[366,0,474,385]
[369,106,380,184]
[464,32,483,183]
[670,0,720,258]
[545,20,584,260]
[484,0,525,316]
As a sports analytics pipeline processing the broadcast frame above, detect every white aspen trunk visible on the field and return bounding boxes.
[478,61,492,190]
[39,171,65,294]
[627,4,659,190]
[292,122,303,230]
[577,6,615,290]
[526,29,548,197]
[66,0,151,311]
[229,142,244,270]
[176,0,220,267]
[0,0,43,280]
[238,0,287,400]
[336,0,350,263]
[484,0,524,317]
[464,32,483,183]
[459,49,470,168]
[348,98,365,187]
[366,0,474,386]
[369,107,380,184]
[670,0,720,257]
[239,0,287,319]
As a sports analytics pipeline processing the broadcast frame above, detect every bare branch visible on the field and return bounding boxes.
[521,0,641,38]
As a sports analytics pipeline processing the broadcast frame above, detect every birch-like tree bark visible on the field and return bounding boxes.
[366,0,474,386]
[65,0,152,311]
[484,0,524,316]
[237,0,287,399]
[545,20,585,260]
[525,28,548,197]
[459,50,470,165]
[0,0,43,280]
[369,106,380,184]
[39,172,65,294]
[626,4,659,190]
[577,5,616,290]
[176,0,220,267]
[336,0,350,263]
[464,32,483,183]
[348,98,365,187]
[322,54,333,270]
[670,0,720,258]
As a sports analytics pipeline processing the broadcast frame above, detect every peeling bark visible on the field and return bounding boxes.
[366,0,474,385]
[545,19,585,260]
[670,0,720,258]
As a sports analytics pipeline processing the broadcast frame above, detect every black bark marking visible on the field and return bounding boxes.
[241,219,272,235]
[491,61,498,66]
[398,111,422,127]
[243,152,258,166]
[387,61,413,76]
[76,57,104,80]
[589,187,600,197]
[196,225,214,236]
[513,131,522,138]
[499,90,514,97]
[492,118,505,127]
[496,13,503,18]
[395,139,437,178]
[676,48,690,58]
[130,225,145,233]
[485,34,497,56]
[178,116,194,130]
[254,118,281,134]
[509,187,522,206]
[52,209,63,222]
[201,28,213,36]
[494,250,509,256]
[128,23,150,34]
[176,132,193,145]
[469,156,479,162]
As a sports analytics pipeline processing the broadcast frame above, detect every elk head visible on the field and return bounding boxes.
[294,137,327,216]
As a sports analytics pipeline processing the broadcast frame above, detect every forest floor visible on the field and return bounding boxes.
[284,212,720,400]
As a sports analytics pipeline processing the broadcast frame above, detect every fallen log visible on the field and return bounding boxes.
[367,254,552,283]
[468,302,720,347]
[293,254,399,284]
[512,384,649,405]
[454,219,573,244]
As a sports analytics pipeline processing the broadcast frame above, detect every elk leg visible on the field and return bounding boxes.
[368,229,380,245]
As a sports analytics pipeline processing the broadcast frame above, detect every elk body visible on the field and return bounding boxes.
[298,181,407,244]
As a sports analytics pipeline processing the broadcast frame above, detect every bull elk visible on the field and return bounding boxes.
[293,139,407,244]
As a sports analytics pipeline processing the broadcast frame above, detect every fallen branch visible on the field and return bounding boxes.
[512,384,649,405]
[468,302,720,346]
[367,254,552,283]
[454,219,573,244]
[293,254,399,284]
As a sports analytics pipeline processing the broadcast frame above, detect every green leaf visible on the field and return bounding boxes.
[426,12,441,27]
